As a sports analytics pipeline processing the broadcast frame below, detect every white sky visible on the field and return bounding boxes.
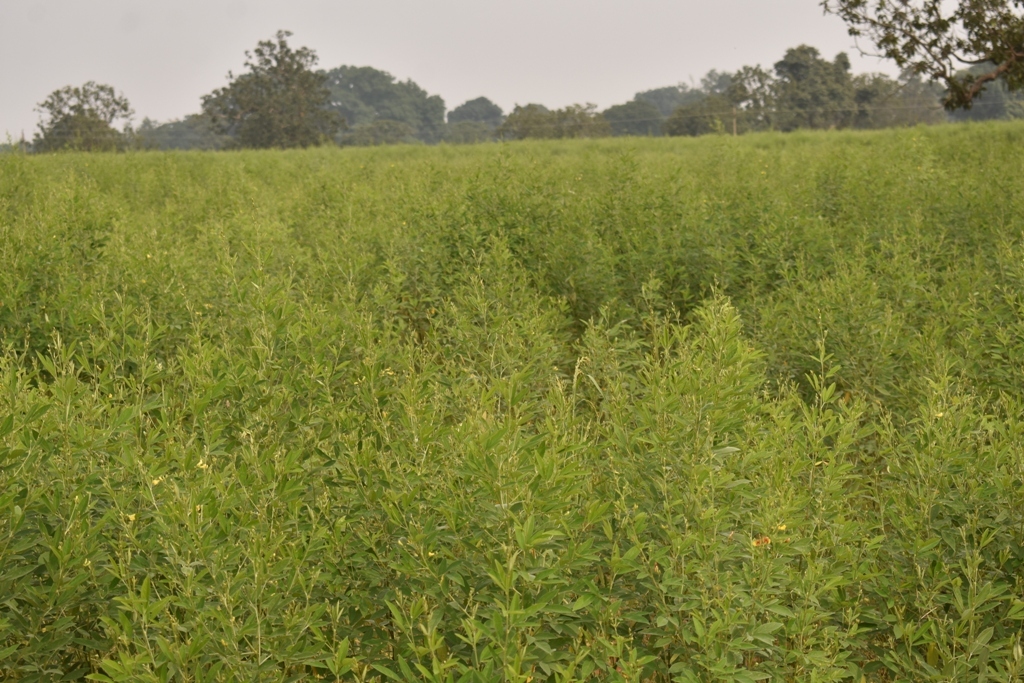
[0,0,898,138]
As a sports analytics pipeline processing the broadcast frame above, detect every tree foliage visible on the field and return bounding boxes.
[448,97,504,128]
[852,72,948,127]
[822,0,1024,109]
[444,98,504,143]
[136,116,231,151]
[602,100,663,136]
[634,85,704,118]
[664,95,735,136]
[949,63,1024,119]
[33,82,133,152]
[494,104,551,139]
[773,46,857,131]
[496,104,610,140]
[324,66,446,143]
[728,65,777,130]
[202,31,341,149]
[663,45,946,137]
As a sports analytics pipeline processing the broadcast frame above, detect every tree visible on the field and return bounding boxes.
[202,31,341,148]
[664,94,734,136]
[448,97,504,128]
[662,66,775,137]
[640,68,775,137]
[33,82,133,152]
[660,44,952,139]
[495,104,553,139]
[850,72,946,128]
[948,63,1024,119]
[323,66,446,143]
[555,104,612,138]
[602,100,663,136]
[700,70,734,95]
[0,135,30,154]
[136,116,231,151]
[634,85,705,117]
[445,97,503,143]
[496,104,610,140]
[725,65,777,132]
[773,45,856,130]
[822,0,1024,109]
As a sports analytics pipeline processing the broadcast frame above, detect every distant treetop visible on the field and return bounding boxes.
[772,45,855,131]
[634,85,703,118]
[448,97,504,128]
[34,82,133,152]
[324,66,446,144]
[201,31,342,149]
[497,103,609,140]
[602,100,663,137]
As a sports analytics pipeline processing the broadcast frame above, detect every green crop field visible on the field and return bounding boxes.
[2,123,1024,682]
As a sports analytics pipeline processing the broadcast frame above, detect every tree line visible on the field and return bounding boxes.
[9,2,1024,152]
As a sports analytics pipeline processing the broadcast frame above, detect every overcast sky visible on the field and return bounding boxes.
[0,0,898,138]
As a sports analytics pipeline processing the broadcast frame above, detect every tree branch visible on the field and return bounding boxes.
[964,54,1019,101]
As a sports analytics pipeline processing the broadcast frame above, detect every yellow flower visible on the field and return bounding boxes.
[776,524,787,531]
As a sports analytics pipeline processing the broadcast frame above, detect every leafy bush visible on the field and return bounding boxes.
[1,123,1024,681]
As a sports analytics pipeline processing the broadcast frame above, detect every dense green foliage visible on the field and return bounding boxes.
[634,86,705,119]
[950,64,1024,122]
[659,46,952,138]
[202,32,342,149]
[497,104,610,140]
[325,67,446,145]
[19,37,1020,155]
[822,0,1024,109]
[136,117,230,152]
[602,101,663,137]
[447,98,504,129]
[444,99,505,145]
[772,47,857,131]
[2,123,1024,682]
[33,82,133,153]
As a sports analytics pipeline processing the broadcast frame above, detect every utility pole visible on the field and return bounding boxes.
[732,107,738,136]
